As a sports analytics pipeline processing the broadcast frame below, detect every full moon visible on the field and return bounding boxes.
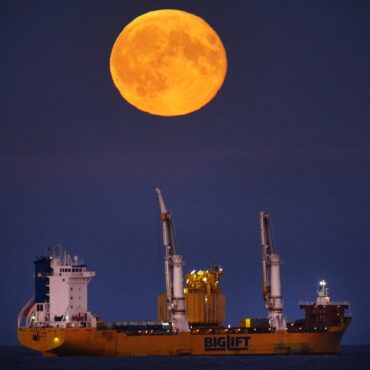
[110,9,227,116]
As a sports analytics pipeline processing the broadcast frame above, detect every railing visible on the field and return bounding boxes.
[298,300,350,306]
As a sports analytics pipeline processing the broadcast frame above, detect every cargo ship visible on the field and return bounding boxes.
[17,189,351,356]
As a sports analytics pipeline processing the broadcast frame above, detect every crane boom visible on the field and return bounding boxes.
[156,188,175,322]
[259,211,286,331]
[260,211,274,305]
[156,188,177,256]
[155,188,189,332]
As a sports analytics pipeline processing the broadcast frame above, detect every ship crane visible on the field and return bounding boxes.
[260,211,287,331]
[156,188,189,332]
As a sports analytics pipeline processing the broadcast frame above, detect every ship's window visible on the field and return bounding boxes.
[70,287,73,291]
[70,305,73,309]
[62,279,65,282]
[70,296,73,300]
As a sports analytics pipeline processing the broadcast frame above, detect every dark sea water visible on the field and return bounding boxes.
[0,346,369,370]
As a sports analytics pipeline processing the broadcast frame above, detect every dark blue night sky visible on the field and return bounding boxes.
[1,1,369,345]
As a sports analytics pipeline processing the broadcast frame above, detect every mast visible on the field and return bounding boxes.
[316,279,330,305]
[260,211,286,331]
[156,188,189,332]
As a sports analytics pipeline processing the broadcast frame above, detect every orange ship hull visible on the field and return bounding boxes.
[18,318,350,356]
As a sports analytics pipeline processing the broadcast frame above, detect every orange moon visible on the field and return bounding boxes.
[110,9,227,116]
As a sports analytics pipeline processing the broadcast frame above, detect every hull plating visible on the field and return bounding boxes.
[18,319,350,356]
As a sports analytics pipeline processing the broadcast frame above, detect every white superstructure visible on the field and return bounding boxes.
[18,245,96,329]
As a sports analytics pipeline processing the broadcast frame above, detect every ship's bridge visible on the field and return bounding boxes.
[18,244,96,329]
